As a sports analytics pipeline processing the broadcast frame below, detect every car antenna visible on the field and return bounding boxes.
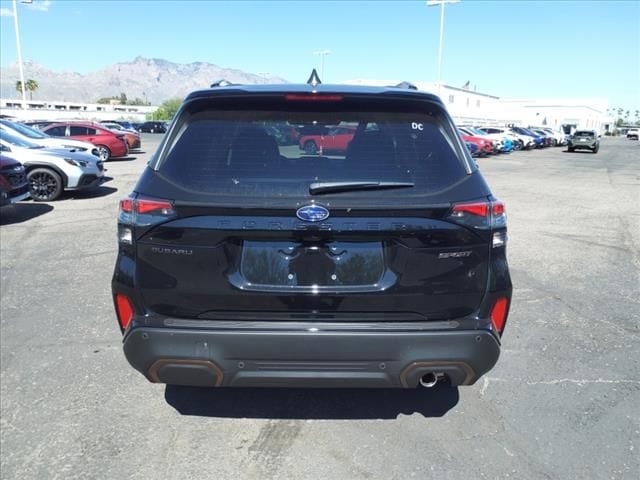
[306,69,322,87]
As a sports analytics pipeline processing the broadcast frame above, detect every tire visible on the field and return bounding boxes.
[28,168,63,201]
[568,147,574,152]
[552,139,558,147]
[150,128,155,133]
[593,145,599,154]
[303,140,318,155]
[96,145,111,162]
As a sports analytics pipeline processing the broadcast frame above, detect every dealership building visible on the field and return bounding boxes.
[343,79,611,134]
[0,98,155,122]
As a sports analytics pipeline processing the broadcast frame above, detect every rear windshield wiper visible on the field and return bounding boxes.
[309,181,415,195]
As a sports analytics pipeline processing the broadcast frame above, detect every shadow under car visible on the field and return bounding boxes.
[164,384,459,420]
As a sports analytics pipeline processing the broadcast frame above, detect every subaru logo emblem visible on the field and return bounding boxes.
[296,205,329,222]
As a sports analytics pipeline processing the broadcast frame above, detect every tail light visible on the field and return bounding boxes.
[118,196,176,244]
[490,297,509,334]
[285,94,343,101]
[448,200,507,247]
[115,294,134,331]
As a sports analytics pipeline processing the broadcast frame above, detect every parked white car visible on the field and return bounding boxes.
[0,130,105,201]
[481,127,537,150]
[100,122,137,134]
[0,120,99,157]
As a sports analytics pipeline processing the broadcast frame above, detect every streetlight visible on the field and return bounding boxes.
[12,0,32,107]
[312,50,331,81]
[426,0,460,98]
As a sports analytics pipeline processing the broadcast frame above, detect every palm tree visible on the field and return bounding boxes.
[15,80,24,98]
[25,79,38,100]
[15,79,39,100]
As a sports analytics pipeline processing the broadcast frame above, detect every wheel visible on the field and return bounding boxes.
[28,168,63,201]
[593,145,599,153]
[150,128,155,133]
[96,145,111,161]
[552,139,558,147]
[303,140,318,155]
[568,147,574,152]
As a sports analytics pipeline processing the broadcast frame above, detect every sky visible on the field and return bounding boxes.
[1,0,639,110]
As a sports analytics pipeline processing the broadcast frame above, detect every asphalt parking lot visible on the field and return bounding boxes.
[1,135,638,480]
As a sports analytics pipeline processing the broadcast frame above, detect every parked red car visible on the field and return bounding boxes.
[458,130,493,156]
[42,122,128,161]
[298,125,356,155]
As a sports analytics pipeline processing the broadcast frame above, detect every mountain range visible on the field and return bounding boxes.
[0,57,288,105]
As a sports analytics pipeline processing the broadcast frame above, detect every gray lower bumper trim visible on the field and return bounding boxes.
[123,326,501,388]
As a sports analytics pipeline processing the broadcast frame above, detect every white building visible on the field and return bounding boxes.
[341,79,609,132]
[498,98,609,133]
[0,98,158,122]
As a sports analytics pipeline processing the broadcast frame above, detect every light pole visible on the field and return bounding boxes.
[313,50,331,81]
[12,0,32,107]
[426,0,460,98]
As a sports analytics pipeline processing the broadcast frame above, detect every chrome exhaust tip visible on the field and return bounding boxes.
[419,372,439,388]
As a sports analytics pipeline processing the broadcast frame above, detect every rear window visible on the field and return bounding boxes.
[155,98,470,202]
[45,125,66,137]
[70,126,90,136]
[574,131,594,137]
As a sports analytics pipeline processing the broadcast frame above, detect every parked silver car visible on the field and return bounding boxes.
[568,130,600,153]
[0,120,100,157]
[0,131,105,201]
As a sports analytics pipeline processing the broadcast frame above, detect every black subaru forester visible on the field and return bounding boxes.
[112,80,512,389]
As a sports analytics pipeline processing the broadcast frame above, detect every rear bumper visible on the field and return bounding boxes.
[111,142,129,158]
[570,143,596,150]
[122,325,501,388]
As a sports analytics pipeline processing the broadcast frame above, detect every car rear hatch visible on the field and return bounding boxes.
[573,131,595,144]
[124,91,496,323]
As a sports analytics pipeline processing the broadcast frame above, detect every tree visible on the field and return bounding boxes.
[96,94,150,106]
[148,98,182,120]
[25,79,38,100]
[15,79,39,100]
[128,97,150,106]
